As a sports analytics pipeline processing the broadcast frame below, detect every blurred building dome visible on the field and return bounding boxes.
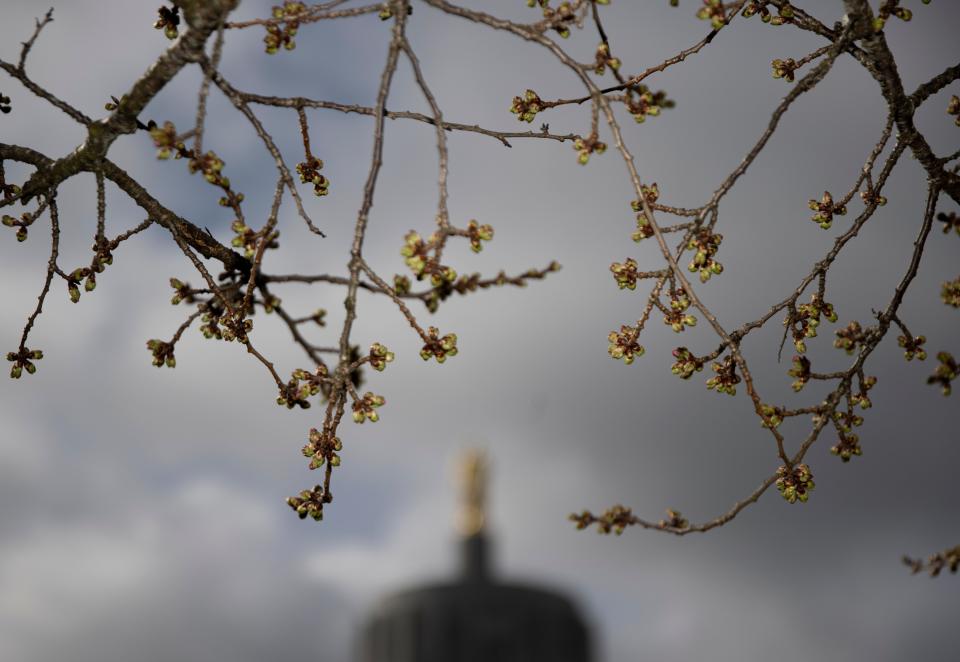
[358,451,592,662]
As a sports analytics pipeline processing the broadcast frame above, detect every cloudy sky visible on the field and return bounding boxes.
[1,1,958,660]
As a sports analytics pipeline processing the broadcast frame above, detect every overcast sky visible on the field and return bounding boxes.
[1,1,959,661]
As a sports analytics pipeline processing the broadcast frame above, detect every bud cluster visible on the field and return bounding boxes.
[938,211,960,235]
[2,210,34,243]
[168,278,194,306]
[625,86,674,124]
[859,188,887,208]
[671,346,704,379]
[302,427,343,470]
[686,229,723,283]
[771,58,798,82]
[873,0,914,32]
[897,333,927,361]
[834,408,864,433]
[145,339,176,368]
[573,132,607,165]
[610,257,639,290]
[278,367,324,409]
[352,391,385,423]
[570,504,633,535]
[0,174,19,201]
[852,375,877,409]
[631,210,655,242]
[949,95,960,127]
[776,463,814,503]
[188,151,228,187]
[401,230,457,286]
[66,267,98,303]
[592,43,621,76]
[232,219,279,259]
[393,275,411,295]
[149,121,186,160]
[788,354,811,391]
[539,1,576,39]
[928,352,957,396]
[368,342,395,371]
[833,320,867,355]
[420,326,458,363]
[150,122,244,202]
[808,191,847,230]
[608,324,644,365]
[220,313,253,343]
[154,4,180,40]
[510,89,543,123]
[286,484,326,521]
[200,304,225,340]
[830,430,863,462]
[759,404,784,429]
[696,0,728,29]
[664,288,697,332]
[91,237,115,272]
[658,508,689,530]
[296,156,329,196]
[706,354,740,395]
[264,2,307,54]
[941,277,960,308]
[63,261,108,301]
[742,1,795,24]
[633,183,660,209]
[904,545,960,578]
[789,294,837,353]
[466,220,494,253]
[7,348,42,379]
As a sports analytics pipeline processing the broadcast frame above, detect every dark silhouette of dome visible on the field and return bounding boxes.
[358,452,592,662]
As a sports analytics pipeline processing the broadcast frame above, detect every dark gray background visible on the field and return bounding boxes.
[1,1,958,660]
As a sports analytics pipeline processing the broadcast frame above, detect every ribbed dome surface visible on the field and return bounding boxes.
[358,535,591,662]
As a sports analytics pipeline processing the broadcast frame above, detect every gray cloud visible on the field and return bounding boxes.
[2,1,959,661]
